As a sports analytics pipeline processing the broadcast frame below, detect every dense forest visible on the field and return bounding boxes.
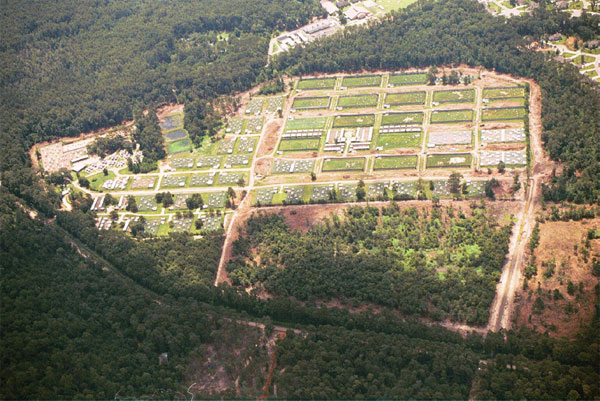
[273,1,600,204]
[228,205,511,325]
[2,0,600,398]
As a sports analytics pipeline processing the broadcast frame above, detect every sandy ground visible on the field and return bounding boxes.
[515,218,600,337]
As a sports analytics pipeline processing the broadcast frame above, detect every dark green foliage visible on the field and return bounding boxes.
[228,205,512,325]
[87,135,131,157]
[274,327,480,399]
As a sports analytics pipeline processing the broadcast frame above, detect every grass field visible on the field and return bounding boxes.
[279,138,320,152]
[88,171,116,191]
[297,77,336,90]
[430,109,474,123]
[292,97,330,109]
[373,155,418,169]
[333,114,376,128]
[483,87,525,99]
[376,0,419,12]
[482,107,527,121]
[385,91,426,105]
[381,112,423,125]
[167,138,192,154]
[426,153,472,168]
[322,157,366,171]
[337,94,379,109]
[375,133,422,149]
[284,117,327,131]
[433,89,475,103]
[388,72,427,85]
[342,75,382,88]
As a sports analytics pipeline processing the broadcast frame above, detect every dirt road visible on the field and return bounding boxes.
[486,79,550,332]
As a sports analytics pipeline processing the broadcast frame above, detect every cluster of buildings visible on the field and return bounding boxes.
[272,1,376,55]
[325,127,373,153]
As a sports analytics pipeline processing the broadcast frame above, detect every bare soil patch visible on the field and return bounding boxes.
[256,120,282,158]
[515,218,600,337]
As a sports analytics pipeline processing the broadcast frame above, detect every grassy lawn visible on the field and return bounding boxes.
[433,89,475,104]
[381,112,423,125]
[333,114,376,128]
[426,153,472,168]
[342,75,382,88]
[88,171,116,192]
[297,77,336,90]
[337,94,379,108]
[167,138,192,154]
[375,133,422,149]
[575,54,596,64]
[562,51,577,58]
[483,87,525,99]
[482,107,527,121]
[430,109,474,123]
[373,155,418,169]
[322,157,366,171]
[376,0,419,12]
[292,96,330,109]
[385,91,426,105]
[388,72,427,85]
[284,117,327,131]
[279,138,321,152]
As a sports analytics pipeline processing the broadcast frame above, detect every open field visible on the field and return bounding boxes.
[426,153,472,168]
[322,157,366,171]
[278,138,321,152]
[433,89,475,104]
[167,138,192,154]
[297,77,336,90]
[483,86,525,99]
[337,94,379,109]
[482,107,527,121]
[373,155,418,169]
[284,116,327,131]
[430,109,474,123]
[342,75,382,88]
[332,114,376,128]
[384,91,426,105]
[292,96,330,110]
[375,132,421,149]
[381,112,423,125]
[389,72,427,85]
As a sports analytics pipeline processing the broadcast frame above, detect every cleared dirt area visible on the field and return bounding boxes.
[256,120,282,158]
[156,103,184,119]
[515,218,600,338]
[185,319,271,398]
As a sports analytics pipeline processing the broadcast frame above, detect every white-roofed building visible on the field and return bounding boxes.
[321,1,339,15]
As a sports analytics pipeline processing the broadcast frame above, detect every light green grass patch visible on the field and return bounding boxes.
[483,87,525,99]
[88,171,116,192]
[385,91,426,105]
[430,109,474,123]
[342,75,382,88]
[297,77,336,90]
[279,138,321,152]
[388,72,427,85]
[322,157,366,172]
[482,107,526,121]
[337,94,379,109]
[292,97,330,109]
[381,112,423,125]
[375,133,422,149]
[167,138,192,154]
[333,114,376,128]
[426,153,472,168]
[373,155,418,169]
[433,89,475,104]
[284,117,327,131]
